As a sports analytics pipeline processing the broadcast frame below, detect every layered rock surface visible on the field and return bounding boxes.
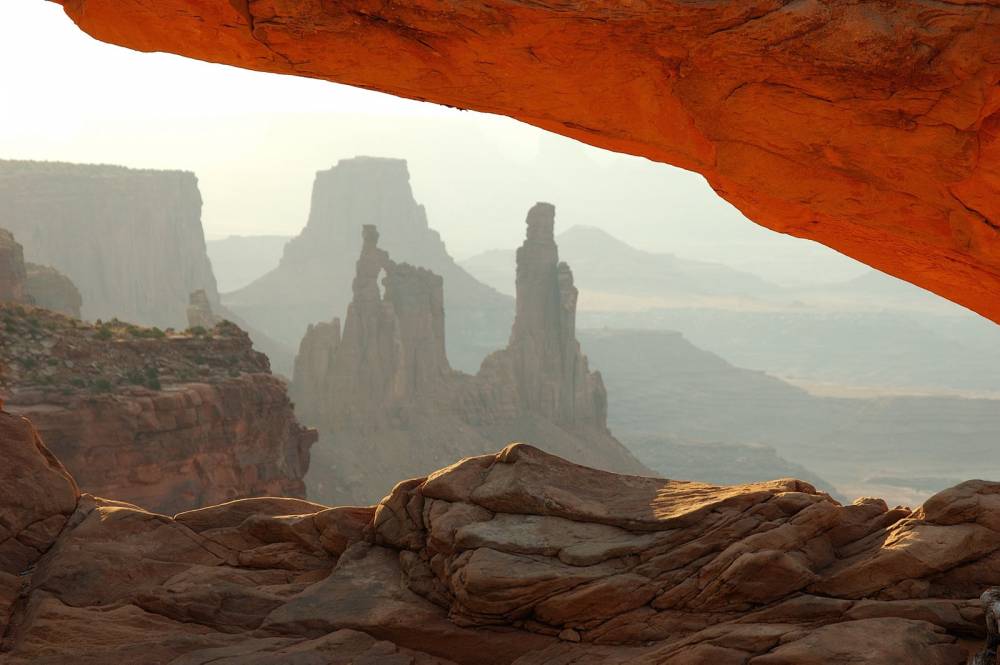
[0,160,218,328]
[55,1,1000,324]
[0,304,315,514]
[292,206,645,505]
[225,156,513,374]
[1,411,997,664]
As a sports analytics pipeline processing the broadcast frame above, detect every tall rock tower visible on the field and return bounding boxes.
[225,157,513,373]
[292,206,643,505]
[497,202,607,427]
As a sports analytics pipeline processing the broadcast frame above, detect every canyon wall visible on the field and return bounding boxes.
[0,304,315,515]
[24,263,82,319]
[0,229,28,304]
[292,206,645,505]
[225,156,513,373]
[0,228,80,318]
[0,160,218,328]
[54,1,1000,324]
[2,413,998,663]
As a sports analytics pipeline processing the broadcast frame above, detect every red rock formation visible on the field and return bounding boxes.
[0,304,316,515]
[292,211,646,505]
[53,1,1000,323]
[0,229,29,305]
[2,410,997,663]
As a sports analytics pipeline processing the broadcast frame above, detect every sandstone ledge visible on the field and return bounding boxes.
[1,412,996,664]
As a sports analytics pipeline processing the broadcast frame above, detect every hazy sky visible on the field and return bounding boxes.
[2,1,869,284]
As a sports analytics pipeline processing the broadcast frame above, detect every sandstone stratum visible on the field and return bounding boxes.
[0,304,315,515]
[53,0,1000,324]
[292,204,646,505]
[1,406,998,663]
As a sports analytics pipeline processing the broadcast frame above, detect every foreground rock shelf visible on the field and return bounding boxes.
[1,409,996,664]
[0,304,315,514]
[54,1,1000,324]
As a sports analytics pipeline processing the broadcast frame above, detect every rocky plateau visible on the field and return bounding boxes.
[1,407,998,663]
[0,303,315,515]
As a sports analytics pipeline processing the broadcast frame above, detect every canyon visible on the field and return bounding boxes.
[225,156,513,374]
[291,204,646,505]
[2,409,998,663]
[0,303,315,515]
[53,0,1000,324]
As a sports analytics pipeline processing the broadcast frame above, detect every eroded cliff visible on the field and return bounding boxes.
[1,411,997,664]
[0,304,316,514]
[292,206,645,505]
[0,160,218,328]
[53,1,1000,323]
[225,156,513,373]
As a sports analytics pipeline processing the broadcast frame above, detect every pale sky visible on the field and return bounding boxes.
[1,1,869,284]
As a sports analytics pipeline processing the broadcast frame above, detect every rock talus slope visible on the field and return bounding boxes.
[1,410,997,663]
[0,305,316,515]
[292,205,646,505]
[55,0,1000,323]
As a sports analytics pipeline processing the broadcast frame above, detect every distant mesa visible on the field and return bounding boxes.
[0,160,218,329]
[291,203,647,505]
[224,156,513,374]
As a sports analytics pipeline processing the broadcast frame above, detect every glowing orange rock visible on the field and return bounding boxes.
[55,0,1000,321]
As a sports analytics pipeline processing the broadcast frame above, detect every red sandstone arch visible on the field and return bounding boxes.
[55,0,1000,322]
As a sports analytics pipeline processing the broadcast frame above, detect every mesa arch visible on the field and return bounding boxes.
[55,0,1000,322]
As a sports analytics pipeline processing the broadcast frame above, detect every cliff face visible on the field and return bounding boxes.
[0,160,218,328]
[24,264,82,319]
[480,203,606,428]
[2,415,997,664]
[0,229,28,304]
[292,206,645,505]
[225,156,512,373]
[54,1,1000,325]
[0,304,316,515]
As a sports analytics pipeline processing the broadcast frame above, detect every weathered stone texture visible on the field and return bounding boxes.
[1,415,997,664]
[0,305,315,515]
[52,1,1000,323]
[292,206,644,505]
